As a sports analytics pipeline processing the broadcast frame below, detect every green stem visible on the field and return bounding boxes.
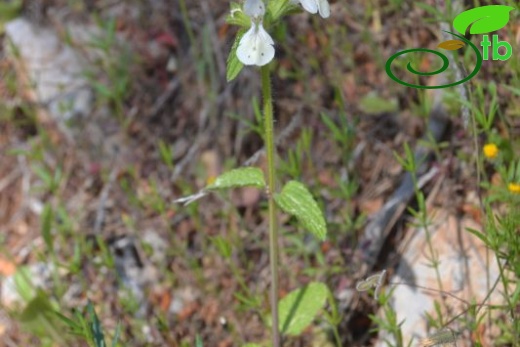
[326,289,342,347]
[178,0,196,47]
[261,65,280,347]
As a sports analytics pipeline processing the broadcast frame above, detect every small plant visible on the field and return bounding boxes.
[84,16,132,127]
[175,0,335,345]
[56,301,121,347]
[356,269,387,301]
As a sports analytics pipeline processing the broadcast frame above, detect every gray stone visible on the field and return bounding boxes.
[4,18,92,121]
[375,209,505,347]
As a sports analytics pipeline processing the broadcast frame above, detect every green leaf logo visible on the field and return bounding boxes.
[453,5,514,35]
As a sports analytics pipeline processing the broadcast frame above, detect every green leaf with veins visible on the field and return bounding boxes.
[206,167,266,190]
[274,181,327,240]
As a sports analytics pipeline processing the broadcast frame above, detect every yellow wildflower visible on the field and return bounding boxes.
[206,175,217,186]
[483,143,498,159]
[508,183,520,194]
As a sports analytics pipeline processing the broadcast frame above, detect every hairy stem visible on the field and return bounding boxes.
[261,65,280,347]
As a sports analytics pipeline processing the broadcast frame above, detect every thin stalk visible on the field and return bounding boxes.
[410,171,447,314]
[178,0,196,47]
[469,95,491,332]
[261,65,280,347]
[326,289,342,347]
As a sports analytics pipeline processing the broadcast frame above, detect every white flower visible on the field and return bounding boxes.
[291,0,330,18]
[236,22,275,66]
[244,0,265,18]
[235,0,274,66]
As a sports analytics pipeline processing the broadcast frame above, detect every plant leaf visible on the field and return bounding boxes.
[453,5,514,35]
[278,282,329,336]
[14,266,36,302]
[359,92,398,114]
[503,85,520,97]
[267,0,293,22]
[206,167,266,190]
[41,204,54,253]
[92,81,113,98]
[437,39,465,50]
[414,2,443,18]
[274,181,326,240]
[0,0,22,34]
[110,322,121,347]
[88,302,107,347]
[226,29,245,82]
[466,227,489,245]
[226,2,251,27]
[211,235,232,259]
[19,291,66,343]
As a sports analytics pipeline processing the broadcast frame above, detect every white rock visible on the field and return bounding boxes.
[375,209,506,347]
[142,230,167,263]
[4,18,92,121]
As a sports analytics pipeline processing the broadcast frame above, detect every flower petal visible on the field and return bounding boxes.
[299,0,318,14]
[236,23,275,66]
[317,0,330,18]
[244,0,265,18]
